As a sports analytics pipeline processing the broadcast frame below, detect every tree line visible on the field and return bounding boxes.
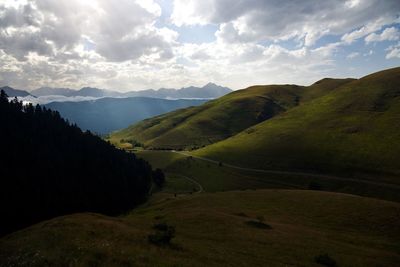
[0,90,156,236]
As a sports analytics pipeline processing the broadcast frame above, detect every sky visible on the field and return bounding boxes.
[0,0,399,91]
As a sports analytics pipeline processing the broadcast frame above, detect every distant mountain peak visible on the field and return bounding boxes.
[0,85,31,97]
[203,82,218,87]
[27,83,233,99]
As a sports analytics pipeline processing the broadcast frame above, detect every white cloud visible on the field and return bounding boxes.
[172,40,340,89]
[0,0,399,91]
[365,27,400,44]
[13,95,103,105]
[347,52,360,59]
[386,42,400,59]
[341,17,398,44]
[0,0,177,62]
[0,0,184,90]
[172,0,400,46]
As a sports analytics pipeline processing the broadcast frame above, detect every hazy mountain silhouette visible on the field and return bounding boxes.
[45,97,208,134]
[0,86,32,97]
[31,83,232,99]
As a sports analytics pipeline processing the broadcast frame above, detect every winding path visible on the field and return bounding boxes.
[171,150,400,190]
[167,172,204,193]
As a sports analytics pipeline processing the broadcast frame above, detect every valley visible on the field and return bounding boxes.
[1,67,399,266]
[1,1,400,266]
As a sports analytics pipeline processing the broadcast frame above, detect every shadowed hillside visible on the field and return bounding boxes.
[110,78,353,150]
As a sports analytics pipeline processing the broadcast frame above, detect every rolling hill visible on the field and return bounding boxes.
[1,190,399,266]
[45,97,207,135]
[110,78,354,150]
[195,67,400,180]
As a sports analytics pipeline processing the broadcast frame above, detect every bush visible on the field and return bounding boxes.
[245,220,272,229]
[256,215,265,222]
[148,223,175,246]
[152,168,166,188]
[315,253,337,267]
[308,181,322,190]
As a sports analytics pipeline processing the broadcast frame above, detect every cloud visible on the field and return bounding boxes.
[12,95,104,105]
[173,40,340,89]
[386,42,400,59]
[0,0,399,91]
[0,0,183,90]
[0,0,177,61]
[347,52,360,59]
[172,0,400,46]
[365,27,400,44]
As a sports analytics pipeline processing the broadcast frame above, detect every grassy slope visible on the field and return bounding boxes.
[111,79,353,150]
[195,67,400,182]
[137,150,295,193]
[1,190,399,267]
[137,150,400,202]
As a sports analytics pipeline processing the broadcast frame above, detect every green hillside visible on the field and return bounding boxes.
[135,150,400,202]
[195,67,400,181]
[1,190,399,267]
[110,78,353,150]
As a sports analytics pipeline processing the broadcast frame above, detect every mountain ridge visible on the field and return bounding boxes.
[0,86,32,97]
[30,83,232,99]
[45,97,208,134]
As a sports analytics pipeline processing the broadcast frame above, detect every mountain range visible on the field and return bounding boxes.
[45,97,208,134]
[31,83,232,99]
[0,86,33,97]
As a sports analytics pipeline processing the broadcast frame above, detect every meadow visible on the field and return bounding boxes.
[136,150,400,202]
[1,190,399,266]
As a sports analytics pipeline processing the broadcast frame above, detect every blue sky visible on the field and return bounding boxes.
[0,0,399,91]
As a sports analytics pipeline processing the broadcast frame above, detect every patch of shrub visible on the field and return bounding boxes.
[152,222,170,231]
[315,253,337,267]
[308,181,322,190]
[245,220,272,229]
[152,168,166,188]
[234,212,248,217]
[256,215,265,222]
[148,223,175,246]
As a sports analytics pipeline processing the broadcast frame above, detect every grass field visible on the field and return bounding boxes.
[135,150,400,202]
[1,190,399,266]
[162,173,201,194]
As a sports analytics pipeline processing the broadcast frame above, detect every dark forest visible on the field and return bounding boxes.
[0,90,153,236]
